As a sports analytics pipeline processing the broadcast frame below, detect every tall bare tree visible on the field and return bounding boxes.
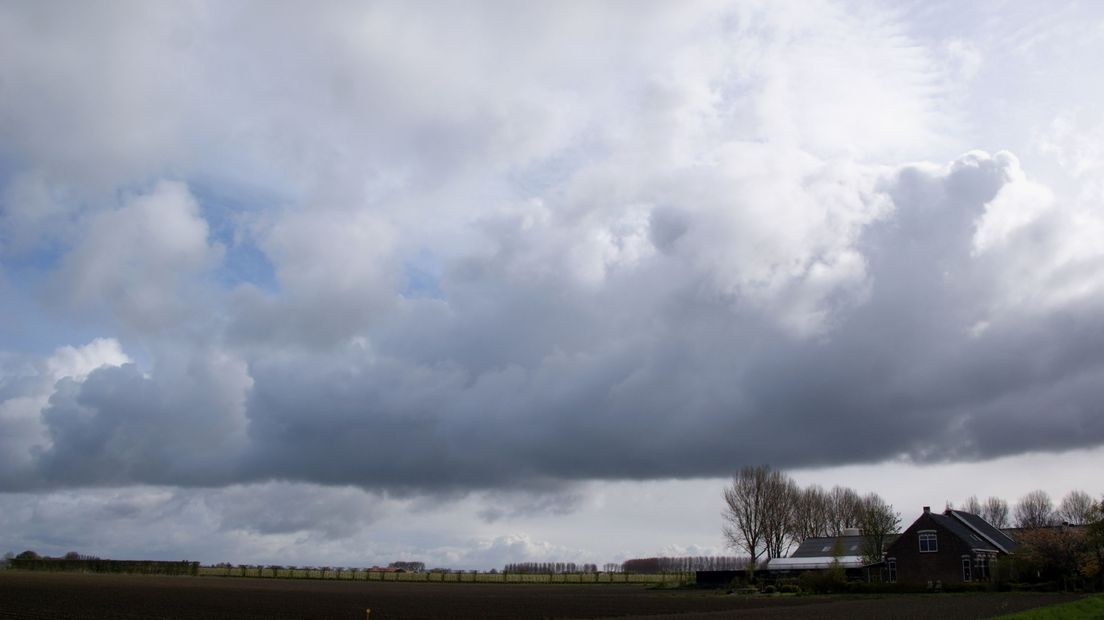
[827,486,863,535]
[723,466,771,564]
[1057,490,1095,525]
[981,496,1010,528]
[761,472,799,559]
[858,492,900,564]
[1015,490,1055,528]
[792,485,832,541]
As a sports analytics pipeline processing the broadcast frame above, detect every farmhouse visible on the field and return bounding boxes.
[883,506,1018,585]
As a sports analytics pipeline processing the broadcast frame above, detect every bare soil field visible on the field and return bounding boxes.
[0,571,1084,619]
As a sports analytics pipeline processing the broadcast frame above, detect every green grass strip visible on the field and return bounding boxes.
[995,594,1104,619]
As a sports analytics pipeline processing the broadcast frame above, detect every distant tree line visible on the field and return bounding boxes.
[503,558,748,575]
[503,562,598,574]
[8,551,198,576]
[621,556,749,573]
[722,465,901,566]
[388,561,425,572]
[11,550,100,561]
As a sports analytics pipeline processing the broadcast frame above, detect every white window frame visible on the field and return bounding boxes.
[975,555,989,580]
[961,556,972,582]
[886,557,897,583]
[918,530,938,553]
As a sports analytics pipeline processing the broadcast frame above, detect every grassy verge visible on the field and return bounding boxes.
[994,594,1104,619]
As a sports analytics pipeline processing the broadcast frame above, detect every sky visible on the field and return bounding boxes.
[1,0,1104,570]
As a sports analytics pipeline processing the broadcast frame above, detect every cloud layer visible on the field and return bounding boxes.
[2,2,1104,502]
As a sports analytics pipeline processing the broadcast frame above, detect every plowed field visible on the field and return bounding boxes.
[0,572,1082,619]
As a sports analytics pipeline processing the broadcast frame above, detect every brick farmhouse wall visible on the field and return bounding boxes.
[885,512,982,585]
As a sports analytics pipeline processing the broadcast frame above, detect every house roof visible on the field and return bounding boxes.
[925,512,1000,552]
[946,510,1019,553]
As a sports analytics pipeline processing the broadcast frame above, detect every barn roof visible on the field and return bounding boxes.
[787,534,899,559]
[789,535,868,558]
[767,555,868,570]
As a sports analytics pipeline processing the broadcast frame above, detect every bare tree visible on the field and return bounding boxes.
[1057,490,1095,525]
[856,493,900,564]
[792,485,832,541]
[723,465,784,564]
[963,495,983,515]
[827,486,863,535]
[1015,490,1055,528]
[981,496,1010,529]
[761,472,799,559]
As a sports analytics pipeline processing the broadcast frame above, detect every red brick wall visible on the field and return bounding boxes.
[885,513,976,585]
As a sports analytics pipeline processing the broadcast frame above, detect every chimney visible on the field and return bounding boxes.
[923,506,930,514]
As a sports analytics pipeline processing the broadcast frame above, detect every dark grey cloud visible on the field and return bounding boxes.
[3,151,1102,496]
[476,489,585,524]
[31,354,248,490]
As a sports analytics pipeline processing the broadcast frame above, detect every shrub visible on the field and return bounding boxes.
[779,584,801,594]
[763,585,776,594]
[730,586,758,596]
[799,567,847,594]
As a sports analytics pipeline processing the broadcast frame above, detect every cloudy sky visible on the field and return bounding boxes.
[2,0,1104,569]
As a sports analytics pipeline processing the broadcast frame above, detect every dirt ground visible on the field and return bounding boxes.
[0,571,1084,619]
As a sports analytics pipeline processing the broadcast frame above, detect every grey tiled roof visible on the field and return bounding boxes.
[789,534,899,558]
[928,512,1000,552]
[946,510,1019,553]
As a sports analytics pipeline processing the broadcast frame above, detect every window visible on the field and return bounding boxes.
[976,555,989,580]
[887,558,897,583]
[918,531,938,553]
[961,557,972,582]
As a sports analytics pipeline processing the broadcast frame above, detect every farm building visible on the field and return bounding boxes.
[883,506,1018,586]
[766,529,896,580]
